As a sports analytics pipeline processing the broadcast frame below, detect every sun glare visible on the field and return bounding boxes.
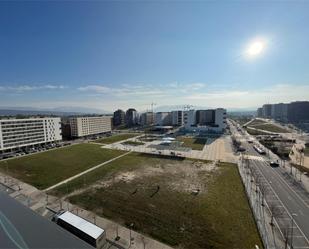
[245,39,266,58]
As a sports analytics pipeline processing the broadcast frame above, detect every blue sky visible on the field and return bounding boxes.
[0,1,308,111]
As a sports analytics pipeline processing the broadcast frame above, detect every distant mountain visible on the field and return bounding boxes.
[153,105,211,112]
[0,106,112,116]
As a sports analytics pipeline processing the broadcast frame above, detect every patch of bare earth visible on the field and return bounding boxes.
[65,160,216,198]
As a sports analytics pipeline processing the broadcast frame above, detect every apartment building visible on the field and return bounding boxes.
[69,116,112,137]
[155,112,172,126]
[257,101,309,123]
[171,110,183,126]
[125,108,138,127]
[113,109,125,127]
[271,103,288,122]
[287,101,309,123]
[257,108,263,118]
[140,112,154,126]
[184,108,227,132]
[262,104,272,118]
[0,117,62,151]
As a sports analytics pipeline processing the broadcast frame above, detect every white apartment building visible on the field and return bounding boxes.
[69,116,112,137]
[140,112,154,126]
[184,108,227,132]
[0,117,62,151]
[155,112,172,126]
[171,110,183,126]
[184,110,196,129]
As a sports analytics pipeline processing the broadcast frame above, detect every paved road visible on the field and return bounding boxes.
[230,120,309,249]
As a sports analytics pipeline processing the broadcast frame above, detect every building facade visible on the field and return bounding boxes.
[113,109,125,127]
[184,108,226,132]
[140,112,154,126]
[0,117,62,151]
[287,101,309,123]
[125,108,138,127]
[171,110,184,126]
[69,116,112,137]
[256,101,309,123]
[271,103,288,122]
[155,112,172,126]
[262,104,272,118]
[257,108,263,117]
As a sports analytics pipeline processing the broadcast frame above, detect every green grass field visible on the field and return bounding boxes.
[177,136,207,150]
[246,127,270,136]
[68,161,262,249]
[248,119,267,126]
[95,133,140,144]
[0,144,125,189]
[250,123,289,133]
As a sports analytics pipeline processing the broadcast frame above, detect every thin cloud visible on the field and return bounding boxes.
[0,84,66,92]
[78,85,111,93]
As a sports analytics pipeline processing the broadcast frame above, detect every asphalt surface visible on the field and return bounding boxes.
[0,191,93,249]
[230,121,309,249]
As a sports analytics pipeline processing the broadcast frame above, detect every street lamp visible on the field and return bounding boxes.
[290,213,297,249]
[129,223,134,247]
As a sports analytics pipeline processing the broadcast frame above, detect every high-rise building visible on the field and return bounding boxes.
[184,108,226,132]
[257,101,309,123]
[287,101,309,123]
[0,117,62,152]
[262,104,272,118]
[113,109,125,127]
[140,112,154,126]
[271,103,288,121]
[171,110,183,126]
[125,108,138,127]
[69,116,112,137]
[154,112,172,126]
[184,110,196,129]
[257,108,263,117]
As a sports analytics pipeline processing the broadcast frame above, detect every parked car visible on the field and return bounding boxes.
[269,161,279,167]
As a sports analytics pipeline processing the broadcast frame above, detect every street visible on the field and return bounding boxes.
[230,120,309,249]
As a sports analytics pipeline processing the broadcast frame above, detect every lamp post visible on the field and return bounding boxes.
[129,223,134,247]
[290,213,297,249]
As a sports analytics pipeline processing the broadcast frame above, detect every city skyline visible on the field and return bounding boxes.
[1,1,309,111]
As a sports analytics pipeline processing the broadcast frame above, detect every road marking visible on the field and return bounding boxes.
[252,160,309,246]
[260,160,309,209]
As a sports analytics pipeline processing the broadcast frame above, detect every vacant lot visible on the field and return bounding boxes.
[177,136,207,150]
[250,123,289,133]
[49,153,195,197]
[0,144,125,189]
[96,133,140,144]
[68,156,262,249]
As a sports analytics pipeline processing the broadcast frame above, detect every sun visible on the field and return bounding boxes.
[245,39,266,58]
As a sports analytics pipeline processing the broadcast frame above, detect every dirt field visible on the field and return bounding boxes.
[66,153,262,249]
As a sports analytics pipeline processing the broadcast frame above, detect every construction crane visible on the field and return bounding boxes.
[183,105,193,111]
[150,102,157,113]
